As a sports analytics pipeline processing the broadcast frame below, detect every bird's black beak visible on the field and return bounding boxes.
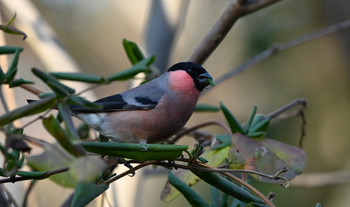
[195,72,214,91]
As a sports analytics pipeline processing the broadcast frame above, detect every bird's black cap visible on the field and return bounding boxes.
[168,62,213,91]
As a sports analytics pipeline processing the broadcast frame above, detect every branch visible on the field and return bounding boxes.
[0,167,69,184]
[291,171,350,188]
[169,120,232,144]
[212,18,350,88]
[104,160,157,185]
[188,0,281,65]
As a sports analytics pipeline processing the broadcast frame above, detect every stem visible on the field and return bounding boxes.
[0,85,10,113]
[104,160,157,185]
[212,18,350,89]
[169,120,231,144]
[265,98,307,119]
[188,0,281,65]
[0,167,69,184]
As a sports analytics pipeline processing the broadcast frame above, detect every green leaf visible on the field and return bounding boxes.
[68,95,102,110]
[71,182,109,207]
[168,172,209,207]
[4,67,17,84]
[194,103,220,112]
[57,103,80,142]
[27,142,78,188]
[122,39,145,65]
[8,47,21,73]
[0,65,5,83]
[220,102,244,134]
[32,68,75,95]
[248,116,271,137]
[106,56,156,82]
[81,142,188,161]
[210,186,220,207]
[46,80,74,96]
[42,115,86,157]
[16,170,49,179]
[0,46,23,54]
[0,13,27,40]
[232,133,307,183]
[191,170,263,204]
[226,147,246,170]
[4,47,22,83]
[245,105,257,132]
[9,78,34,88]
[69,156,106,182]
[212,134,231,150]
[161,146,230,202]
[50,72,105,83]
[0,95,56,127]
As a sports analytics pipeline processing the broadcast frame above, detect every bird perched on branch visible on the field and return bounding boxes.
[36,62,213,143]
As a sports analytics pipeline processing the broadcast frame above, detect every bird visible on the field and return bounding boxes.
[39,62,213,144]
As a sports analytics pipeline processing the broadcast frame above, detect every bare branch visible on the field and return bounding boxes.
[169,120,232,144]
[188,0,281,65]
[0,167,69,184]
[291,171,350,188]
[104,160,157,185]
[213,18,350,88]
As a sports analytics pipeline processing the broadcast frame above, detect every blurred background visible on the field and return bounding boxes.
[1,0,350,206]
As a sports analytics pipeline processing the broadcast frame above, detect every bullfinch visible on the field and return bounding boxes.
[48,62,213,143]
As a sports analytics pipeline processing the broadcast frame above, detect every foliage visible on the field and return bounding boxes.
[0,12,309,207]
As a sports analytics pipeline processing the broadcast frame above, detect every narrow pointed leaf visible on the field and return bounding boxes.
[0,65,5,83]
[42,115,85,157]
[106,56,155,82]
[71,182,109,207]
[81,142,187,161]
[248,116,271,136]
[245,105,258,132]
[0,25,27,40]
[9,78,34,88]
[4,67,17,84]
[168,172,209,207]
[50,72,105,83]
[57,103,80,143]
[32,68,75,95]
[0,95,56,127]
[0,46,23,54]
[68,95,102,110]
[191,170,263,204]
[122,39,145,64]
[220,102,244,134]
[195,103,220,112]
[8,47,21,72]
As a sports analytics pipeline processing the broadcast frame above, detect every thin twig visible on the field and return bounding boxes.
[104,160,157,185]
[291,171,350,188]
[154,160,276,206]
[170,120,232,144]
[265,98,307,119]
[221,172,275,207]
[0,167,69,184]
[19,83,43,96]
[0,85,10,113]
[212,18,350,88]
